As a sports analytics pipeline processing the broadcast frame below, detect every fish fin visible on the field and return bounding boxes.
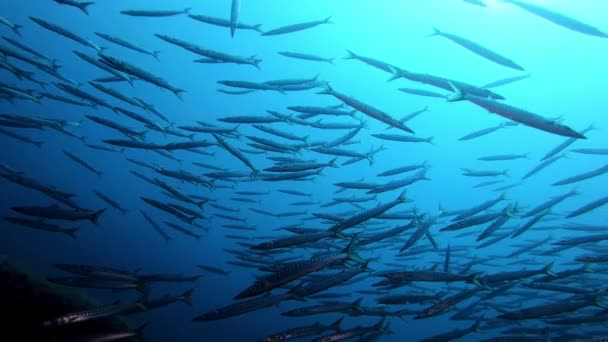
[324,16,333,24]
[12,24,23,37]
[543,262,556,276]
[446,81,464,102]
[64,228,78,239]
[252,24,264,33]
[90,208,106,224]
[329,317,343,331]
[427,26,441,37]
[79,2,95,15]
[180,288,195,305]
[152,50,161,61]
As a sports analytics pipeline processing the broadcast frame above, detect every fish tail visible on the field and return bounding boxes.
[329,317,343,331]
[79,2,95,15]
[543,261,556,276]
[12,24,23,37]
[343,237,364,263]
[90,208,106,224]
[152,50,161,61]
[180,288,195,305]
[64,228,79,239]
[427,26,441,37]
[471,321,482,333]
[328,157,339,168]
[252,24,264,33]
[343,49,357,60]
[324,16,333,24]
[447,81,465,102]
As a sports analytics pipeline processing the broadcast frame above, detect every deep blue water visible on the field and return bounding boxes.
[1,0,608,341]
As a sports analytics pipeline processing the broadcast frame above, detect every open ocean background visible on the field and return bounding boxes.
[1,0,608,341]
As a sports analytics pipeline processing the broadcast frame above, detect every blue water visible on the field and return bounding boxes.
[1,0,608,341]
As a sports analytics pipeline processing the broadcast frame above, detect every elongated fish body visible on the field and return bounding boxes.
[572,148,608,155]
[0,17,23,36]
[567,196,608,218]
[511,208,551,238]
[479,335,546,342]
[73,51,132,85]
[476,205,515,241]
[219,116,281,124]
[392,68,504,99]
[260,318,342,342]
[253,124,308,142]
[192,292,296,321]
[281,301,352,317]
[188,14,263,32]
[86,115,146,140]
[93,190,127,213]
[552,164,608,186]
[88,82,144,108]
[2,216,78,238]
[263,17,332,36]
[430,27,524,71]
[400,87,446,99]
[279,51,334,64]
[501,0,608,38]
[41,300,145,326]
[95,32,159,60]
[41,92,94,107]
[155,34,260,68]
[478,153,527,161]
[522,153,565,179]
[462,0,486,7]
[0,44,57,71]
[329,191,410,233]
[415,287,482,319]
[121,8,191,17]
[553,234,608,246]
[377,270,469,283]
[523,188,577,217]
[482,74,531,89]
[55,81,116,109]
[139,209,171,242]
[12,205,105,223]
[213,133,259,178]
[53,0,95,15]
[450,89,585,138]
[265,159,337,172]
[479,262,554,285]
[252,230,337,250]
[371,133,433,144]
[314,318,387,342]
[453,192,507,221]
[296,266,369,297]
[29,17,102,52]
[421,321,480,342]
[53,263,137,281]
[63,149,103,177]
[141,197,195,224]
[237,239,360,298]
[155,168,213,188]
[230,0,239,37]
[497,297,599,320]
[440,211,503,232]
[459,123,510,141]
[164,221,200,240]
[99,54,184,98]
[541,123,596,160]
[319,84,414,133]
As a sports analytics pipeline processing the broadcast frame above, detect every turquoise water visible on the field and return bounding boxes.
[1,0,608,341]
